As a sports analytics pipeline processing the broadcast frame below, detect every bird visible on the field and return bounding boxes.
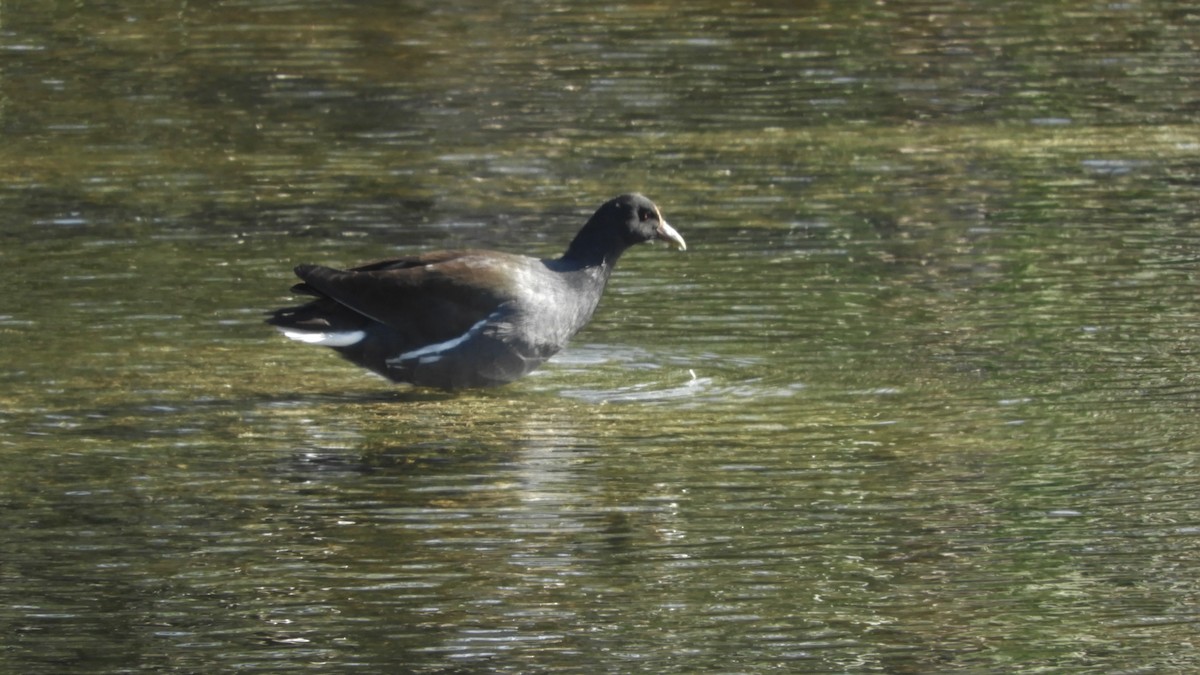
[266,193,686,390]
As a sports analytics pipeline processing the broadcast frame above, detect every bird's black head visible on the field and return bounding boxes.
[563,193,686,266]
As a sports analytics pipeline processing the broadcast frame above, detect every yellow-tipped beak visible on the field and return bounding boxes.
[656,220,687,251]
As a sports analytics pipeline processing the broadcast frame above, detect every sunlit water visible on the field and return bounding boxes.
[3,0,1200,672]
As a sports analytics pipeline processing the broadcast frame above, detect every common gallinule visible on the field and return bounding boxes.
[267,193,686,389]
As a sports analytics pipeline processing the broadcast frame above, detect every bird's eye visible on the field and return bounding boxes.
[639,209,653,221]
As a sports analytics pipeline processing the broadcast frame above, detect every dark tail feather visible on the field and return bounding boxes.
[265,297,367,332]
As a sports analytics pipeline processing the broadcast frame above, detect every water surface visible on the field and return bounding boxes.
[3,0,1200,672]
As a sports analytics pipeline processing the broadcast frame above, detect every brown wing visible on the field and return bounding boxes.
[291,250,527,344]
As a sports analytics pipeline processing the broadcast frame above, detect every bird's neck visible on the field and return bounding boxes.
[561,226,628,269]
[544,253,616,285]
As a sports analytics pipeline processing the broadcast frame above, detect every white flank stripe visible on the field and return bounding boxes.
[280,328,366,347]
[389,316,490,365]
